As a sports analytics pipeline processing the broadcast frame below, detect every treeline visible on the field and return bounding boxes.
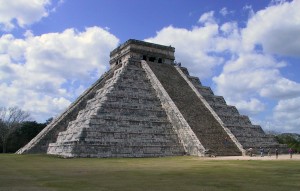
[0,121,47,153]
[275,133,300,153]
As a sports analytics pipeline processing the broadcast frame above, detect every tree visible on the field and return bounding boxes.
[0,107,30,153]
[45,117,53,125]
[275,133,300,153]
[4,121,46,153]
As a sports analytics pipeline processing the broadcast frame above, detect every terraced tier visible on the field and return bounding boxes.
[226,125,279,148]
[179,67,280,151]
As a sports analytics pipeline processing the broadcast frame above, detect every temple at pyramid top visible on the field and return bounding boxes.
[17,39,285,158]
[109,39,175,68]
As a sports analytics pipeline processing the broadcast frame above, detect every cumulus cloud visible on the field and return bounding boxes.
[198,11,216,25]
[242,0,300,56]
[260,78,300,99]
[219,7,234,17]
[144,1,300,133]
[214,1,300,133]
[273,97,300,133]
[243,5,255,18]
[0,27,119,121]
[234,98,265,115]
[213,53,287,100]
[0,0,52,30]
[145,12,222,78]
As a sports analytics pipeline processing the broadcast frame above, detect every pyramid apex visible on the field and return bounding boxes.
[109,39,175,68]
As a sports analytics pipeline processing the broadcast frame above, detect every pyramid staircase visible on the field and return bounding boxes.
[147,62,242,156]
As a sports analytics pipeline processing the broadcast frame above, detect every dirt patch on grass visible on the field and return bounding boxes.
[202,154,300,160]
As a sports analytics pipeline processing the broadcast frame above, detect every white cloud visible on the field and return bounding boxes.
[0,0,52,30]
[243,5,255,18]
[219,7,234,17]
[260,78,300,99]
[219,7,228,16]
[213,53,289,100]
[273,97,300,133]
[234,98,265,115]
[216,22,241,53]
[198,11,216,25]
[0,27,119,121]
[242,0,300,56]
[145,13,222,78]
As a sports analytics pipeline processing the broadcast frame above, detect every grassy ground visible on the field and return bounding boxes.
[0,154,299,191]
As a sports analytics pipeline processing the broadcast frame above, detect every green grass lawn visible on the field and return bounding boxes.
[0,154,299,191]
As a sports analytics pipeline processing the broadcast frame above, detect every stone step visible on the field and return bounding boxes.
[48,142,185,158]
[178,67,190,76]
[98,110,166,119]
[226,125,266,135]
[100,102,164,110]
[225,124,279,148]
[188,76,202,86]
[118,81,152,88]
[86,125,175,133]
[115,84,156,92]
[210,104,240,116]
[88,115,171,125]
[86,96,107,106]
[103,94,160,104]
[196,86,214,96]
[97,106,165,115]
[239,141,279,148]
[218,115,252,126]
[57,126,177,142]
[56,120,177,138]
[60,123,175,134]
[67,119,89,129]
[114,83,158,91]
[202,94,227,105]
[56,133,181,145]
[126,65,146,72]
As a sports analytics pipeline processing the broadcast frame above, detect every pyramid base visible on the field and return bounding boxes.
[47,141,186,158]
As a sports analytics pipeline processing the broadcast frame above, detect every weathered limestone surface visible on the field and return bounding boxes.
[47,60,185,157]
[16,64,122,154]
[175,66,245,155]
[141,60,205,156]
[148,62,242,156]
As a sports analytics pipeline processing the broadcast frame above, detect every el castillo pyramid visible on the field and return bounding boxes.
[17,39,281,157]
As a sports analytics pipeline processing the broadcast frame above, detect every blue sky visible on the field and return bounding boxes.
[1,0,300,134]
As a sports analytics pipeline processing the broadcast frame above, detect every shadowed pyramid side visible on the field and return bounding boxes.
[178,66,281,153]
[148,61,243,156]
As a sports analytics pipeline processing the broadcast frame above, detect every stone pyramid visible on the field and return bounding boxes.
[17,39,280,157]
